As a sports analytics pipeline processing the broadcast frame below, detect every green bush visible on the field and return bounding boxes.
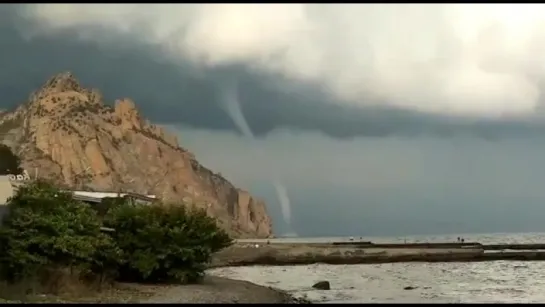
[103,203,232,283]
[0,180,233,290]
[0,180,117,282]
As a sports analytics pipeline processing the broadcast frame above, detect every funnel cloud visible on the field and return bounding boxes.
[217,74,293,232]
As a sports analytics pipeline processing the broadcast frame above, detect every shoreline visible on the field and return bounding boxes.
[9,240,545,303]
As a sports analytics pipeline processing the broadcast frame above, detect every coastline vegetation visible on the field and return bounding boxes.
[0,179,232,302]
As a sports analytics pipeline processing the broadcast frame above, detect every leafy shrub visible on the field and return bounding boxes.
[0,180,117,283]
[92,197,125,218]
[0,180,233,292]
[103,203,232,283]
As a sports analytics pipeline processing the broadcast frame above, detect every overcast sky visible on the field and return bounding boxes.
[4,4,545,237]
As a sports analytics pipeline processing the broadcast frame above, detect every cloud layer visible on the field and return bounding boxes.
[21,4,545,118]
[1,4,545,140]
[3,5,545,236]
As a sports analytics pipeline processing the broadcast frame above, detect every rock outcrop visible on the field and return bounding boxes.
[312,281,331,290]
[0,72,273,238]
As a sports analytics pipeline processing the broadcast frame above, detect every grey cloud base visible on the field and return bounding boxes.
[2,5,545,141]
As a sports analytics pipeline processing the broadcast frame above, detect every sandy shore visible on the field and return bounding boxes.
[0,276,309,304]
[143,276,308,304]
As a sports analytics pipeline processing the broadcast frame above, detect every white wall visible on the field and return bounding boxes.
[0,176,15,205]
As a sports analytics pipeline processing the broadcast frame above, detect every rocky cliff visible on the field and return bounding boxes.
[0,72,273,238]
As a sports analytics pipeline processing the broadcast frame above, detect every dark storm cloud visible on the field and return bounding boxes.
[1,5,545,140]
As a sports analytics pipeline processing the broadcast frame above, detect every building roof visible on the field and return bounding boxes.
[72,194,103,203]
[71,191,156,200]
[71,191,157,205]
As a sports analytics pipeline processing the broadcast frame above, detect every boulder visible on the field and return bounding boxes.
[312,281,330,290]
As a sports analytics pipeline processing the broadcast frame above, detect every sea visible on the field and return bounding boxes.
[208,232,545,303]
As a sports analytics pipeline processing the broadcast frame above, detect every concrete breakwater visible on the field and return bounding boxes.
[329,241,545,251]
[330,242,482,248]
[329,241,545,250]
[211,242,545,268]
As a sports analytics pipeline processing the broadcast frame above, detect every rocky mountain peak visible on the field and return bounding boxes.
[41,71,82,94]
[0,72,273,238]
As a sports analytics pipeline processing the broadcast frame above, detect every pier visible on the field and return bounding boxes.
[211,241,545,268]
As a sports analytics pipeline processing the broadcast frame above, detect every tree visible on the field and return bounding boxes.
[0,180,116,282]
[0,144,22,175]
[0,180,233,289]
[103,203,233,283]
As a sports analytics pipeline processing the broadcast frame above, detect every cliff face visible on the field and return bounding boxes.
[0,72,273,238]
